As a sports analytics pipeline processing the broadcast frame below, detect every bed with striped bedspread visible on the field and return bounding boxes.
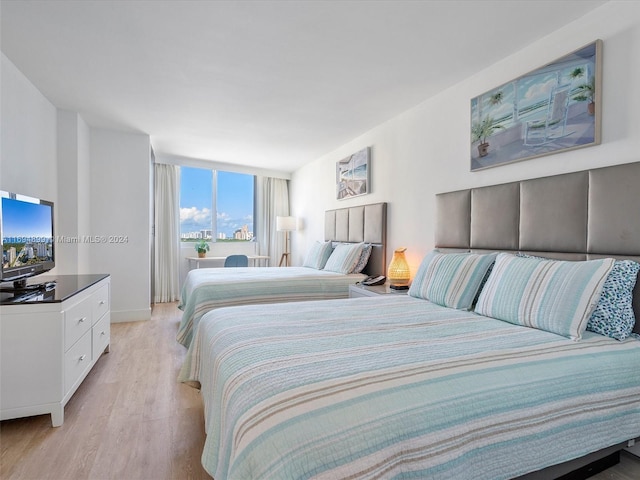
[177,267,365,348]
[179,295,640,480]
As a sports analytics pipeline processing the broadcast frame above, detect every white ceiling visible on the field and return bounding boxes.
[1,0,607,173]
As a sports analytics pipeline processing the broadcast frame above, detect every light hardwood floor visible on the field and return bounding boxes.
[1,302,210,480]
[1,302,639,480]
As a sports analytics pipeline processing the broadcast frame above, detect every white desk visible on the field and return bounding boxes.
[187,255,270,269]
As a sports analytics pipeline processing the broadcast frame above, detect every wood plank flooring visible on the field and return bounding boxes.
[1,302,210,480]
[1,302,639,480]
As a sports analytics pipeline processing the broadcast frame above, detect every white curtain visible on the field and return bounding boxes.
[154,163,180,303]
[257,177,290,265]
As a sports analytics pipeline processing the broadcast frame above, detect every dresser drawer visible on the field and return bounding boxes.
[92,313,110,362]
[64,330,92,393]
[92,284,110,324]
[64,296,93,350]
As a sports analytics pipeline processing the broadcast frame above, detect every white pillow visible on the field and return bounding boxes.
[323,243,364,274]
[302,241,334,270]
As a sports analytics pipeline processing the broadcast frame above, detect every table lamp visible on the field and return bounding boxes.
[388,247,410,290]
[276,216,297,267]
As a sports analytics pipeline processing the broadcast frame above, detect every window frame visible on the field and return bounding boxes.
[179,166,256,243]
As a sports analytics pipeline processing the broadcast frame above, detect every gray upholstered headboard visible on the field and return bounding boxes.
[325,202,387,277]
[435,162,640,333]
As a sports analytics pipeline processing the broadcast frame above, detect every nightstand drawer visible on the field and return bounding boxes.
[349,286,378,298]
[349,283,409,298]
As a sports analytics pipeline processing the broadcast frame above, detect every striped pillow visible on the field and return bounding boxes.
[408,251,497,310]
[475,253,615,340]
[323,243,364,274]
[302,241,334,270]
[517,253,640,341]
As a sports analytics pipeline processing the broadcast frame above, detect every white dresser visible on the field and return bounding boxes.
[0,274,110,426]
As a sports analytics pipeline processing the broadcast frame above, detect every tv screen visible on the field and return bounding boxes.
[1,190,55,286]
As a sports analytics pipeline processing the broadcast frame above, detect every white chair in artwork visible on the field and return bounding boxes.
[523,83,572,146]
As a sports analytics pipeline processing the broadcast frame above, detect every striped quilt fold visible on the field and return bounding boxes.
[177,267,365,347]
[179,295,640,480]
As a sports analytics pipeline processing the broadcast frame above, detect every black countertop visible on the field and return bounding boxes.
[0,274,109,305]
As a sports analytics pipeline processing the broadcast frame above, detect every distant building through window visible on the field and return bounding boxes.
[179,166,255,242]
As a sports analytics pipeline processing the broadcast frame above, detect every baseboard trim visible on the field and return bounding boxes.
[110,307,151,323]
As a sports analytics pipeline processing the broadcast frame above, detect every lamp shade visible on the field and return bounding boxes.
[388,247,410,289]
[276,216,297,232]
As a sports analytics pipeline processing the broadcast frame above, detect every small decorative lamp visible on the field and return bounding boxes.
[276,216,297,267]
[388,247,410,290]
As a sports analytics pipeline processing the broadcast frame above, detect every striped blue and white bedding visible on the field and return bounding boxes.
[179,295,640,480]
[177,267,365,348]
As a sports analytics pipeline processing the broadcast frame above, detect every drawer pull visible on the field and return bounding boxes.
[99,300,106,306]
[78,317,87,323]
[100,331,106,336]
[79,355,87,361]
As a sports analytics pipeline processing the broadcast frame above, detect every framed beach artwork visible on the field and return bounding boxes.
[470,39,602,172]
[336,147,370,200]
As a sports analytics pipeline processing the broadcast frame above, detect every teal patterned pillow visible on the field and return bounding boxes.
[352,244,372,274]
[302,241,334,270]
[587,260,640,341]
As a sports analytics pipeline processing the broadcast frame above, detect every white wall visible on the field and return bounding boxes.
[0,53,58,211]
[2,52,152,322]
[1,53,59,277]
[56,110,91,274]
[90,129,151,322]
[77,115,91,273]
[291,1,640,275]
[56,110,79,274]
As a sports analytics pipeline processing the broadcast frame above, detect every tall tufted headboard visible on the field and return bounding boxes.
[325,202,387,277]
[435,162,640,333]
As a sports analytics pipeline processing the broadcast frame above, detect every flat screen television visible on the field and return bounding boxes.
[1,190,55,288]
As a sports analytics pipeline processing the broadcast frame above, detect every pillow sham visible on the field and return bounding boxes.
[352,243,372,274]
[587,259,640,341]
[302,241,334,270]
[323,243,364,274]
[516,253,640,340]
[475,253,615,340]
[408,251,497,310]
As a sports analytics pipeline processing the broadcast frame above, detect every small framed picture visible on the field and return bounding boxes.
[336,147,370,200]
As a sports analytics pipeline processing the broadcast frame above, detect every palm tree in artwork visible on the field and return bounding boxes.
[471,116,504,157]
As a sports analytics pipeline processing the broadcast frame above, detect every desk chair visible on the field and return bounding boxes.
[224,255,249,267]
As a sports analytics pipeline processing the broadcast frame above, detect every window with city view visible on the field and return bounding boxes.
[179,166,255,242]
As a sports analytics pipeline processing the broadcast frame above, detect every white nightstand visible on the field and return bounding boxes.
[349,283,409,298]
